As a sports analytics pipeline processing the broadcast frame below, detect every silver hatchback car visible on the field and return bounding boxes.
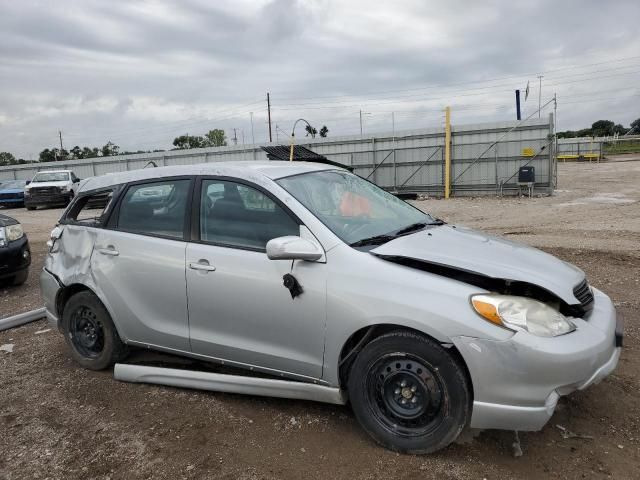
[40,161,622,454]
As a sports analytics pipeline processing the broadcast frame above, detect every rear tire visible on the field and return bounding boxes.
[62,291,128,370]
[12,269,28,286]
[347,331,471,454]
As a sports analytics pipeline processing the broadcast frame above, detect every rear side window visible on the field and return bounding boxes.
[117,179,190,240]
[65,190,115,227]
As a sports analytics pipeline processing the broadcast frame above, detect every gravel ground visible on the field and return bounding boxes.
[1,158,639,479]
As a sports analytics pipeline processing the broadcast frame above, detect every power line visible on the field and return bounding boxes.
[25,60,640,148]
[64,86,640,149]
[273,64,640,109]
[271,55,640,102]
[270,89,640,134]
[270,69,640,112]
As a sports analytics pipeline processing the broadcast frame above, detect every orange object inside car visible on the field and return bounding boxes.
[340,191,371,217]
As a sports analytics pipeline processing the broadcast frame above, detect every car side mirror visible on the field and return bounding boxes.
[73,178,80,183]
[25,180,31,185]
[266,236,323,262]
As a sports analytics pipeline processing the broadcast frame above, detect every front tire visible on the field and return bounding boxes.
[26,206,36,211]
[347,331,471,454]
[62,291,128,370]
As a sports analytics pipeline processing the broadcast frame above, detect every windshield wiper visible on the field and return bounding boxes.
[395,222,428,236]
[428,218,446,225]
[350,218,447,248]
[350,234,397,248]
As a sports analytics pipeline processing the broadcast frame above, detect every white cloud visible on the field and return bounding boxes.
[0,0,639,158]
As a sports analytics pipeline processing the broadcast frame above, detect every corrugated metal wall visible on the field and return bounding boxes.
[0,117,554,196]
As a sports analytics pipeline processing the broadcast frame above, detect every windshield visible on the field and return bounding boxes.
[1,180,26,189]
[32,172,69,183]
[277,170,436,246]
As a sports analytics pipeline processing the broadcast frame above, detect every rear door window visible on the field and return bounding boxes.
[117,179,191,240]
[66,190,115,227]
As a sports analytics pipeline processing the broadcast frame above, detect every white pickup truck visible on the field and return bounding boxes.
[24,170,81,210]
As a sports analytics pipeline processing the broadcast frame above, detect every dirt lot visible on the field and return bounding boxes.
[1,159,639,479]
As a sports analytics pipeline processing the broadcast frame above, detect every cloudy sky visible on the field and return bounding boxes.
[1,0,639,159]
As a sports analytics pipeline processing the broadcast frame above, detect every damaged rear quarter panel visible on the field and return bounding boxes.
[45,225,120,334]
[46,225,97,284]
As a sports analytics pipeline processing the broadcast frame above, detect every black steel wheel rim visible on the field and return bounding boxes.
[366,354,447,437]
[69,306,105,358]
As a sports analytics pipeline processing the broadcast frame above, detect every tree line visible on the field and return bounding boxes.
[557,117,640,139]
[0,124,333,167]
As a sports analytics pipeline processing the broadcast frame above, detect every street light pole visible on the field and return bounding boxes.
[289,118,314,162]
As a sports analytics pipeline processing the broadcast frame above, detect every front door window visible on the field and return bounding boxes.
[200,180,299,250]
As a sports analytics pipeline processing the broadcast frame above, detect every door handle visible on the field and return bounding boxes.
[189,260,216,272]
[97,246,119,256]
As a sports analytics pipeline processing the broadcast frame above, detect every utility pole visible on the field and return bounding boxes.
[537,75,544,119]
[250,112,255,145]
[233,128,238,145]
[267,93,273,143]
[58,130,65,160]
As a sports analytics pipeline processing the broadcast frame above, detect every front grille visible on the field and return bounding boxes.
[573,279,594,312]
[0,193,22,200]
[31,186,61,195]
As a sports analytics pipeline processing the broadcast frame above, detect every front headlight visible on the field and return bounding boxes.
[471,294,576,337]
[6,224,24,242]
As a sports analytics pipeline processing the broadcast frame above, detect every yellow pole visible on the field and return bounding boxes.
[289,134,295,161]
[444,106,451,199]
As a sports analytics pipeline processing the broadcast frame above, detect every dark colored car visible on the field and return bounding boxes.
[0,214,30,285]
[0,180,27,208]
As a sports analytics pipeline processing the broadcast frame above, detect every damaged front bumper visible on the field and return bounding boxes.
[40,267,62,330]
[452,287,622,431]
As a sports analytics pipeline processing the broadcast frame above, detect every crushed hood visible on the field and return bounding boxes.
[371,225,585,305]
